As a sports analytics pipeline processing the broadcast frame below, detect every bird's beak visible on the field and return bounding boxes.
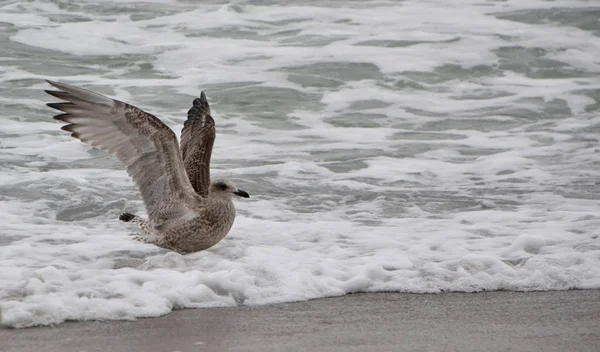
[233,189,250,198]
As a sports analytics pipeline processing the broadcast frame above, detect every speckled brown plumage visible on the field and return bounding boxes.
[45,80,249,253]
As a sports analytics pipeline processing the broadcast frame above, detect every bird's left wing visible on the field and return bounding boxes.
[45,80,198,222]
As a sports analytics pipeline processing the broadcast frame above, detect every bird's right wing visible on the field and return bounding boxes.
[45,80,198,222]
[180,92,215,197]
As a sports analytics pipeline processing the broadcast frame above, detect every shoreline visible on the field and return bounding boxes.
[2,290,600,352]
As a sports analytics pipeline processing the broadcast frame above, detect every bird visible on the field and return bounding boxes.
[45,80,249,253]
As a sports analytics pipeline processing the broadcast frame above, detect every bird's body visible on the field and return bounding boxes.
[158,192,236,252]
[45,80,249,253]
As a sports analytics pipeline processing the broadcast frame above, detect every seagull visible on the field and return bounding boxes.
[45,80,249,253]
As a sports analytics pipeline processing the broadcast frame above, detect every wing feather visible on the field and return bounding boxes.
[45,80,197,223]
[180,91,215,197]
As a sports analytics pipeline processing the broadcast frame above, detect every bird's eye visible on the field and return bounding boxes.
[218,184,227,191]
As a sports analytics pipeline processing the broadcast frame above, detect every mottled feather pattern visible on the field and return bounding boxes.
[45,81,194,224]
[180,91,216,196]
[45,81,248,253]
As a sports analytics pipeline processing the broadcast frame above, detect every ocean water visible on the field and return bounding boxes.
[1,0,600,328]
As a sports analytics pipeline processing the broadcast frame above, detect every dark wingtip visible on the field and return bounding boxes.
[59,124,80,141]
[53,113,70,122]
[119,213,135,222]
[60,124,75,132]
[47,102,72,111]
[187,92,212,122]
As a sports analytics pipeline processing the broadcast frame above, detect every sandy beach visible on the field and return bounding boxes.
[2,290,599,352]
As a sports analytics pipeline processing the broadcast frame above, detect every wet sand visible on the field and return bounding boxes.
[2,290,600,352]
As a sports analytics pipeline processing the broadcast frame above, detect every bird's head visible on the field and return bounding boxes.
[209,179,250,199]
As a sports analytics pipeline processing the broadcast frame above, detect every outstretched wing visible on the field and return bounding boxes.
[45,80,197,222]
[180,92,215,197]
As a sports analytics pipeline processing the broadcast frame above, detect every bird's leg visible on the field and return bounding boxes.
[119,212,151,242]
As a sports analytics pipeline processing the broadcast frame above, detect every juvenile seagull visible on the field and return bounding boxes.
[45,80,249,253]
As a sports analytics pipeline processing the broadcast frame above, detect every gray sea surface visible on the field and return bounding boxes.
[1,0,599,328]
